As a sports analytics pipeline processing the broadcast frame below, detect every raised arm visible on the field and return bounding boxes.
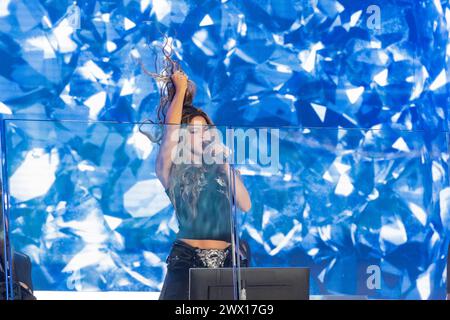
[155,70,188,189]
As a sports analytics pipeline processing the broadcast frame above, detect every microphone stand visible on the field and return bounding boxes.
[226,128,245,300]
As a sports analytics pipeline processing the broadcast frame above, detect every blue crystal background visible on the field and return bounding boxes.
[0,0,449,299]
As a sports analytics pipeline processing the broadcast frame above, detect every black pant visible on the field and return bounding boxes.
[159,239,247,300]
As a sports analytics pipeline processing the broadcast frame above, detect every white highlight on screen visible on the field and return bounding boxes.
[429,69,447,91]
[124,179,171,218]
[0,0,11,17]
[346,86,364,104]
[84,91,107,119]
[0,101,12,114]
[10,148,59,202]
[199,14,214,26]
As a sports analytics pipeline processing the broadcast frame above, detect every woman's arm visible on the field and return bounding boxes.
[223,163,252,212]
[155,71,188,189]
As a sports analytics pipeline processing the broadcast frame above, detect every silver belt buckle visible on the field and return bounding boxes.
[195,248,228,268]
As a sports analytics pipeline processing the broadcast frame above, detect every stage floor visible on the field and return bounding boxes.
[33,291,370,300]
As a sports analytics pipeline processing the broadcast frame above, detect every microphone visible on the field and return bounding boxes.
[202,141,233,164]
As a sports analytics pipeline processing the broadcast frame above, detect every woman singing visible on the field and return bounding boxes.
[139,39,252,300]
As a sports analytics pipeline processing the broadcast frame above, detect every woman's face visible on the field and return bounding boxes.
[188,116,211,157]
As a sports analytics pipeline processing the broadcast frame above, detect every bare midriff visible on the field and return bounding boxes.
[179,238,231,250]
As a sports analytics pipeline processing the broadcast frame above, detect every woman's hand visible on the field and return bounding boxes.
[211,142,232,162]
[171,70,188,93]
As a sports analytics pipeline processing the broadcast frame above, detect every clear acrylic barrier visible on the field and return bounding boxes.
[231,126,449,300]
[1,119,449,300]
[1,119,13,300]
[1,119,236,299]
[0,193,4,298]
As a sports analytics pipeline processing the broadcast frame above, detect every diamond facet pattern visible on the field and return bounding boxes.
[0,0,449,299]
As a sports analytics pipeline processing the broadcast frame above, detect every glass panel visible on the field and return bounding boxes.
[0,182,5,300]
[3,119,449,300]
[1,122,6,299]
[232,127,450,300]
[446,131,450,301]
[2,119,237,299]
[1,119,13,300]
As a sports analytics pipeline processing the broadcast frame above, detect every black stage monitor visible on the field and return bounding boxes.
[189,267,309,300]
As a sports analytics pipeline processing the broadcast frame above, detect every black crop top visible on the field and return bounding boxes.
[164,164,233,242]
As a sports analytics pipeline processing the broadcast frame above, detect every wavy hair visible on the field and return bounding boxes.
[137,34,226,219]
